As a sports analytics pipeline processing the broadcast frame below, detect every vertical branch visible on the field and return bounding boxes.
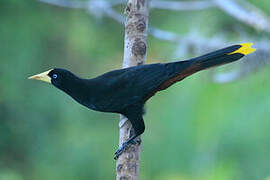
[116,0,149,180]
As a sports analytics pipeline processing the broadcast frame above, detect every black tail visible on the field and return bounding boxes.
[173,43,255,76]
[188,43,256,70]
[159,43,256,90]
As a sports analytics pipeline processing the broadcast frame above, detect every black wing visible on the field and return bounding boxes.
[90,63,179,112]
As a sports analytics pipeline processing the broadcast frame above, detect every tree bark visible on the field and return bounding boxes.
[116,0,149,180]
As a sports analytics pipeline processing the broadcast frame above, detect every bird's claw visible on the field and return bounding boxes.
[114,138,141,160]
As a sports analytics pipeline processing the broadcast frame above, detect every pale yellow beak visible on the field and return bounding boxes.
[28,69,53,83]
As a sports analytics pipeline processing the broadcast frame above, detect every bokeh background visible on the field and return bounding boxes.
[1,0,270,179]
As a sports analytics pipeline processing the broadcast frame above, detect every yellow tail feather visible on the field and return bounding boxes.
[228,43,256,55]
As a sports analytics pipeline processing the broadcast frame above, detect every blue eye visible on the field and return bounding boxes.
[52,74,57,79]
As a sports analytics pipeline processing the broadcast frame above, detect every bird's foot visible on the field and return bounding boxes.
[114,142,129,160]
[114,138,141,160]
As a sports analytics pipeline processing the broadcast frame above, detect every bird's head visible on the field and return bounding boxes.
[28,68,76,90]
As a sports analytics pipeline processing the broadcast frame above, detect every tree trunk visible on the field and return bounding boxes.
[116,0,149,180]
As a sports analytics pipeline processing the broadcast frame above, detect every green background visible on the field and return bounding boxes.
[1,0,270,179]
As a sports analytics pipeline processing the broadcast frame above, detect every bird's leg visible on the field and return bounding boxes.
[114,115,145,160]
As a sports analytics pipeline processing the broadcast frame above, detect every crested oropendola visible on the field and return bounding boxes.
[29,43,256,159]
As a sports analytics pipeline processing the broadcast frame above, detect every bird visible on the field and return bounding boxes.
[28,43,256,159]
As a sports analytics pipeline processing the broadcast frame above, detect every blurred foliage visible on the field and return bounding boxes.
[0,0,270,180]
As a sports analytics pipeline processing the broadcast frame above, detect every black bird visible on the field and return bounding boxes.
[29,43,256,159]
